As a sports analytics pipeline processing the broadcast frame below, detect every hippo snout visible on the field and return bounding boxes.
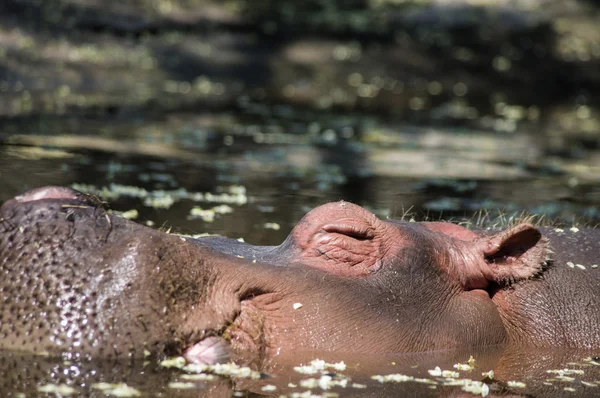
[0,187,243,363]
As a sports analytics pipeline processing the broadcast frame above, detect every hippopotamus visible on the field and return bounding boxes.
[1,186,599,365]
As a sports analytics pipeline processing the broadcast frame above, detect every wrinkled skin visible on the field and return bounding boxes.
[1,186,599,365]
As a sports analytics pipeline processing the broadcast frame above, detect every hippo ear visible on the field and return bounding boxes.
[477,223,549,284]
[298,219,384,277]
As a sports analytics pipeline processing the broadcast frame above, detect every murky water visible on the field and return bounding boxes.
[3,111,600,244]
[2,345,600,397]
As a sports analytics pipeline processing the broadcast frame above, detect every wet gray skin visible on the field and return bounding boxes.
[1,186,600,365]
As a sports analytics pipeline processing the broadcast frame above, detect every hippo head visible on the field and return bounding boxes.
[284,201,547,288]
[0,187,549,364]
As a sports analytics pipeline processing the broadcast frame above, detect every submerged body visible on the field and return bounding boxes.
[0,186,599,364]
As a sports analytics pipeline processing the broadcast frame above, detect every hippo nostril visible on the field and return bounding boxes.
[239,287,272,301]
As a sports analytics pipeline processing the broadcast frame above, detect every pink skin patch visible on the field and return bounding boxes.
[421,222,479,241]
[15,186,80,202]
[290,202,401,278]
[183,336,231,365]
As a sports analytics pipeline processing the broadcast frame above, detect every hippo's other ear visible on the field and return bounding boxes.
[478,223,549,284]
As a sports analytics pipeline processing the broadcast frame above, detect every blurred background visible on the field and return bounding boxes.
[1,0,600,244]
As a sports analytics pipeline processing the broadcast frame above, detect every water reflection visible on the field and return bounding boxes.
[2,113,600,242]
[2,344,599,397]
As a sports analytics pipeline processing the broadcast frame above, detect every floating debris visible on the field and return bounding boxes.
[143,194,175,209]
[507,381,527,388]
[189,208,214,222]
[181,362,262,379]
[428,367,443,377]
[454,362,474,371]
[454,356,476,371]
[288,391,340,398]
[462,380,489,396]
[294,359,346,374]
[160,356,187,369]
[299,374,348,390]
[374,371,490,396]
[428,366,459,378]
[118,209,139,220]
[482,370,494,379]
[546,376,576,383]
[37,384,77,396]
[188,204,234,222]
[293,302,303,310]
[581,381,598,387]
[180,373,216,381]
[71,183,249,210]
[414,378,438,385]
[372,374,414,383]
[91,383,142,397]
[213,204,234,214]
[547,369,585,376]
[584,357,600,366]
[168,382,196,390]
[261,384,277,392]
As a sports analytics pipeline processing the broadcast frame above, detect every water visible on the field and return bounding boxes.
[2,111,600,245]
[1,345,599,397]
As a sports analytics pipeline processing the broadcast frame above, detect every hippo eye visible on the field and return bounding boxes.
[321,222,374,241]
